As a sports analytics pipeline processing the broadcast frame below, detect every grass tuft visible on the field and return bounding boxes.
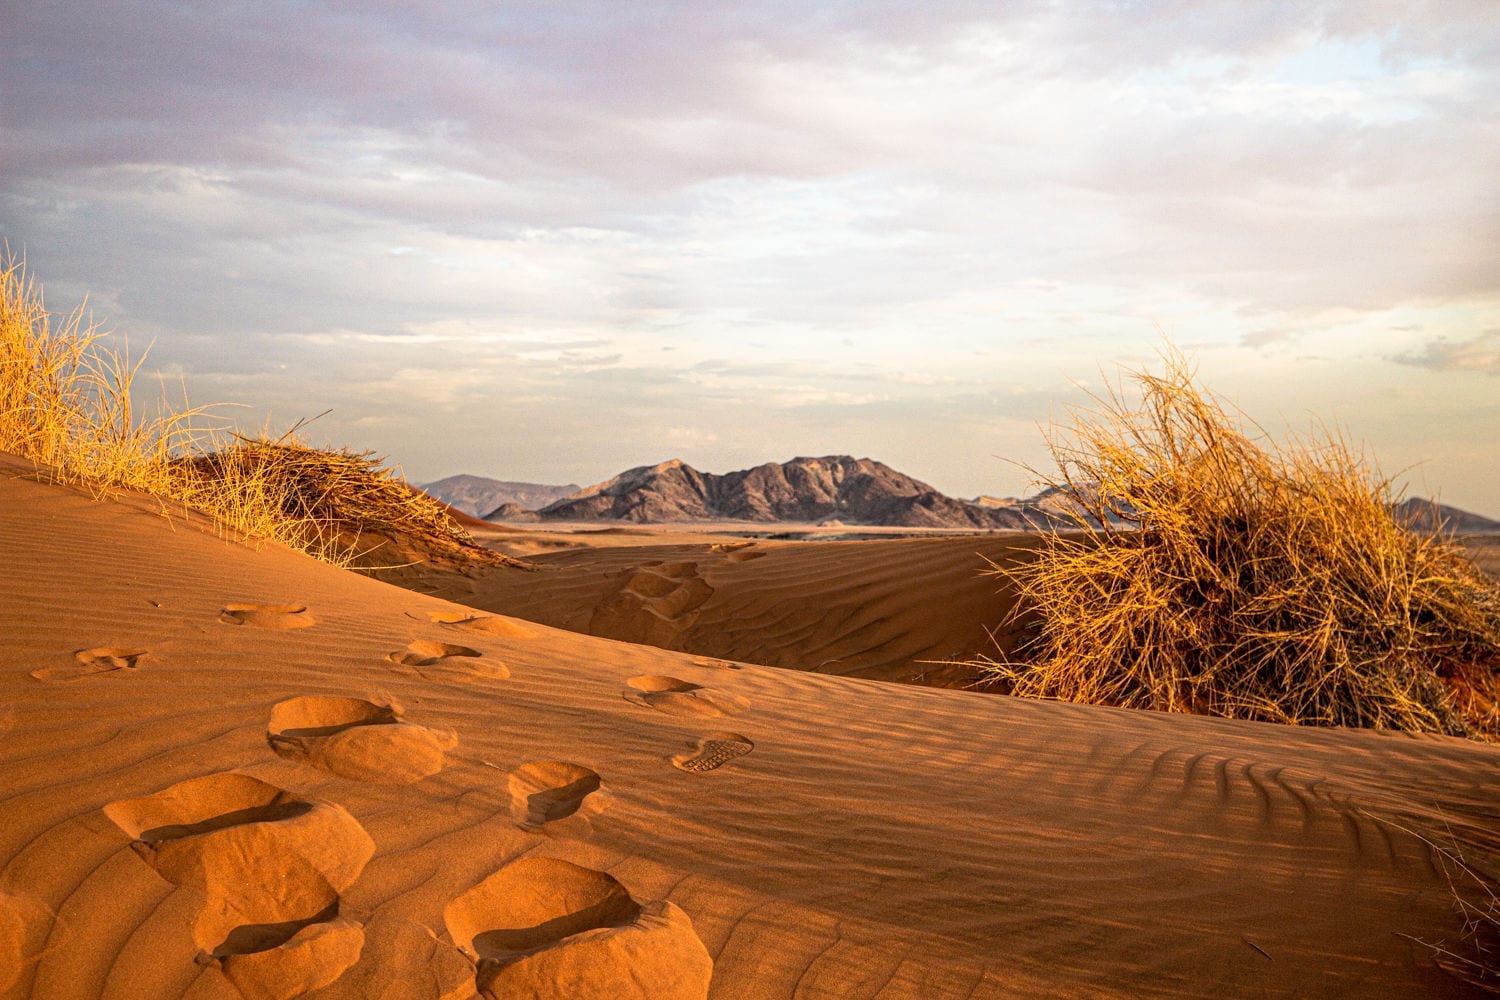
[0,255,206,493]
[973,346,1500,741]
[1,254,512,569]
[171,433,514,568]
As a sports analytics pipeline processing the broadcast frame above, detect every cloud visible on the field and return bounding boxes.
[1391,332,1500,375]
[3,1,1499,510]
[8,4,1497,332]
[1240,328,1305,349]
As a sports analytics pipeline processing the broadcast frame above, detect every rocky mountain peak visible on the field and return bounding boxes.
[536,455,1046,528]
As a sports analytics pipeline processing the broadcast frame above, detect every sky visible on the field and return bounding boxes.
[3,1,1498,512]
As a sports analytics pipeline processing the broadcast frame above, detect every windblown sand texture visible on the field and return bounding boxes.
[4,449,1500,998]
[379,528,1057,687]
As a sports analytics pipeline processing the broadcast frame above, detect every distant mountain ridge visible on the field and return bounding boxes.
[424,463,1500,534]
[420,474,581,518]
[535,456,1060,529]
[1392,497,1500,534]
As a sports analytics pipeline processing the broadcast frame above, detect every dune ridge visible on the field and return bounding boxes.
[3,450,1499,998]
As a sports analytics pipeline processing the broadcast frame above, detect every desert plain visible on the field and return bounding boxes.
[3,447,1500,1000]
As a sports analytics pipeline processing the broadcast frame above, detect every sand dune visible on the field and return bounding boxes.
[4,450,1499,998]
[384,523,1500,695]
[379,528,1057,687]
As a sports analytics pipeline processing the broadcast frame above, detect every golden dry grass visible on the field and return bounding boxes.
[974,348,1500,741]
[0,256,205,493]
[1,255,506,569]
[171,435,513,568]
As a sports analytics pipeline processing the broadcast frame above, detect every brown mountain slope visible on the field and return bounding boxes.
[1394,497,1500,534]
[538,456,1051,529]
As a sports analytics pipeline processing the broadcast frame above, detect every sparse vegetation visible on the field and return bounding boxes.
[0,255,506,568]
[0,256,204,493]
[973,348,1500,741]
[1371,810,1500,992]
[171,436,492,567]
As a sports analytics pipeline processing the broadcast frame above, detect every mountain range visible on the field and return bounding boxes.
[456,456,1063,529]
[419,474,580,518]
[1391,496,1500,533]
[422,458,1500,533]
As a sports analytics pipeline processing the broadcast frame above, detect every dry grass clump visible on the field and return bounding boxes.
[0,256,203,492]
[171,436,517,568]
[975,348,1500,741]
[1,255,510,569]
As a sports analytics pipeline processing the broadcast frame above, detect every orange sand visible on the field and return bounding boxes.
[378,526,1056,687]
[3,450,1498,998]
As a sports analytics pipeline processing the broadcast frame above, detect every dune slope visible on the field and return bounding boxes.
[377,531,1054,687]
[2,451,1498,999]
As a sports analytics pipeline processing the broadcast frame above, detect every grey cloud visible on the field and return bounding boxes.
[1391,332,1500,375]
[1039,1,1500,71]
[6,2,986,190]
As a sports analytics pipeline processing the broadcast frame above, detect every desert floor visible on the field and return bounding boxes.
[4,453,1499,999]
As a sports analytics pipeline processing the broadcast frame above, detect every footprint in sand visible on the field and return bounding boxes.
[444,857,712,1000]
[506,761,604,830]
[102,772,373,895]
[388,640,483,667]
[220,603,316,629]
[623,675,749,719]
[323,912,475,1000]
[268,696,457,785]
[31,647,146,683]
[722,544,767,563]
[424,610,536,639]
[388,640,510,682]
[709,541,765,562]
[590,562,715,647]
[673,733,755,774]
[103,772,371,1000]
